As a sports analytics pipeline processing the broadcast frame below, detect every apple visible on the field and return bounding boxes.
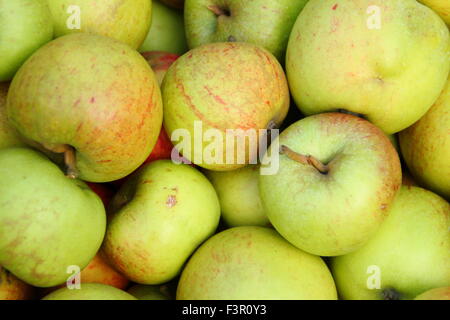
[6,33,163,183]
[399,78,450,199]
[141,51,180,86]
[86,183,114,208]
[0,83,24,149]
[102,160,220,285]
[42,283,136,300]
[414,287,450,300]
[128,284,171,300]
[177,226,337,299]
[162,42,290,171]
[0,147,106,287]
[419,0,450,25]
[259,113,402,257]
[0,0,53,81]
[286,0,450,134]
[159,0,184,10]
[205,165,270,227]
[0,266,35,300]
[46,0,152,49]
[184,0,309,61]
[139,1,188,55]
[331,186,450,300]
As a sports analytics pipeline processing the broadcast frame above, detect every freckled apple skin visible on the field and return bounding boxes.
[0,266,35,300]
[331,186,450,300]
[419,0,450,25]
[47,0,152,49]
[0,83,24,149]
[42,283,136,300]
[6,33,163,183]
[162,42,290,171]
[177,226,338,300]
[259,113,402,257]
[0,148,106,288]
[399,78,450,200]
[286,0,450,134]
[102,160,220,285]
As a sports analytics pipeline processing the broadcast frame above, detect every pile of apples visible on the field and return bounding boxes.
[0,0,449,301]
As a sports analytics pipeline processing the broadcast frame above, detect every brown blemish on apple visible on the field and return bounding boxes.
[332,4,338,10]
[90,97,96,103]
[142,179,153,184]
[166,195,177,208]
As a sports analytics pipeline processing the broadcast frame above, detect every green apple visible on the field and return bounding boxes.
[286,0,450,134]
[42,283,136,300]
[0,83,24,149]
[0,0,53,81]
[0,148,106,287]
[162,42,290,171]
[140,1,188,55]
[128,284,171,300]
[184,0,308,61]
[0,266,35,300]
[102,160,220,285]
[331,186,450,300]
[7,33,163,183]
[141,51,180,86]
[205,165,270,227]
[419,0,450,25]
[46,0,152,49]
[159,0,184,10]
[414,287,450,300]
[399,78,450,199]
[177,226,337,299]
[259,113,402,257]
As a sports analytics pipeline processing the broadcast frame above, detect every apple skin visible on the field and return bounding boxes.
[0,266,35,300]
[162,42,290,171]
[141,51,180,86]
[419,0,450,25]
[0,83,25,149]
[128,284,171,300]
[0,148,106,287]
[205,165,270,227]
[46,0,152,49]
[86,183,114,208]
[399,78,450,199]
[42,283,136,300]
[139,1,188,55]
[6,33,163,183]
[414,287,450,300]
[102,160,220,285]
[0,0,53,81]
[184,0,308,61]
[259,113,402,257]
[286,0,450,134]
[331,186,450,300]
[159,0,184,10]
[177,226,337,300]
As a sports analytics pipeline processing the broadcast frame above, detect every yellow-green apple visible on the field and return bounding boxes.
[414,287,450,300]
[286,0,450,134]
[46,0,152,49]
[331,186,450,300]
[419,0,450,25]
[0,266,35,300]
[162,42,290,170]
[159,0,184,10]
[0,148,106,287]
[184,0,309,61]
[0,0,53,81]
[102,160,220,284]
[6,33,163,183]
[399,78,450,199]
[42,283,136,300]
[141,51,180,86]
[259,113,402,256]
[177,226,337,299]
[140,1,188,55]
[0,83,24,149]
[205,165,270,227]
[128,284,171,300]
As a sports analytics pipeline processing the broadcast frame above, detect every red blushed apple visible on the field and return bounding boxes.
[141,51,180,86]
[86,182,114,208]
[143,127,174,163]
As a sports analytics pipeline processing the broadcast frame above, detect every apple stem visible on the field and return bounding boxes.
[42,143,79,179]
[279,145,329,174]
[207,5,230,16]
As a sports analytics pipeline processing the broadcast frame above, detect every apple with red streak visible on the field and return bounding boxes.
[141,51,180,86]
